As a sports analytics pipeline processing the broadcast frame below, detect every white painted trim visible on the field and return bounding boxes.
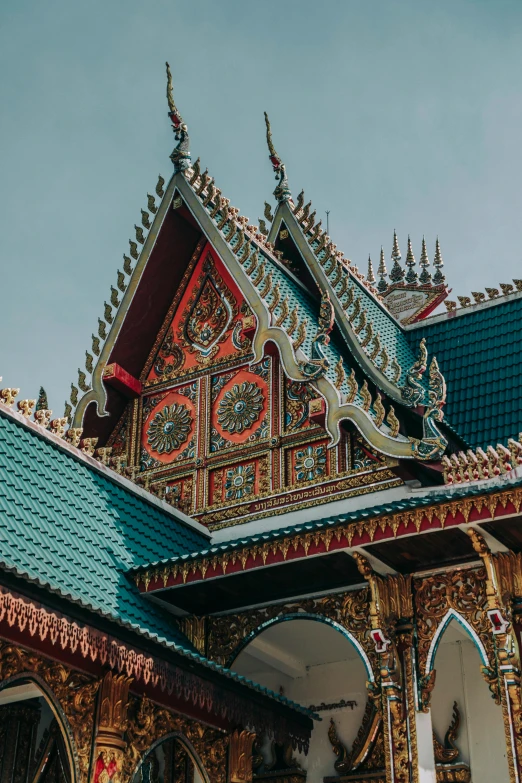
[426,609,489,674]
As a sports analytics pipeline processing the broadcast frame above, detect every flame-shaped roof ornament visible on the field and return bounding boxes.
[166,62,191,173]
[264,111,291,203]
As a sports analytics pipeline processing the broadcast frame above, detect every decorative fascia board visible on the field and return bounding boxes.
[133,482,522,594]
[270,201,413,406]
[73,172,182,428]
[173,178,419,458]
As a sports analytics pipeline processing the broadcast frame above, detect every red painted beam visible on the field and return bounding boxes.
[102,363,142,398]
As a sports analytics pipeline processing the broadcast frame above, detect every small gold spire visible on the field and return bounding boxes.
[347,369,358,403]
[370,334,381,362]
[335,357,346,390]
[386,406,400,437]
[374,394,385,427]
[275,296,290,327]
[349,296,361,323]
[361,321,373,349]
[268,282,281,313]
[390,357,401,384]
[292,320,307,351]
[360,380,372,412]
[366,256,376,284]
[354,309,367,335]
[287,307,299,336]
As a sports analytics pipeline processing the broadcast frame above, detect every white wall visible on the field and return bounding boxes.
[431,627,510,783]
[287,657,369,782]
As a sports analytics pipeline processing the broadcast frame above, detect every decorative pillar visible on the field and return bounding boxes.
[90,671,132,783]
[228,729,256,783]
[353,554,418,783]
[467,529,522,783]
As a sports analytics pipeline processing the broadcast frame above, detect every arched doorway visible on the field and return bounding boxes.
[231,617,374,781]
[0,677,74,783]
[430,616,510,783]
[131,735,208,783]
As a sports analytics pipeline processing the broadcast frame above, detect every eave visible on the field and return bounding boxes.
[130,471,522,614]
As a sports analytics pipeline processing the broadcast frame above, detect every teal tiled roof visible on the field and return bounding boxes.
[0,407,316,718]
[0,407,207,646]
[407,298,522,449]
[132,475,522,572]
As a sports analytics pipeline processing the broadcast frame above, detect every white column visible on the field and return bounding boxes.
[414,708,437,783]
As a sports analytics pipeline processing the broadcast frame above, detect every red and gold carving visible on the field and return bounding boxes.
[210,458,262,505]
[142,387,196,465]
[229,729,256,783]
[146,247,250,387]
[285,439,330,486]
[212,369,269,447]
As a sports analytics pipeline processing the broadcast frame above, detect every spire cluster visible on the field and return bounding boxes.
[374,233,446,293]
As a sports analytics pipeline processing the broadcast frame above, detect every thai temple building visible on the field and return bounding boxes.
[4,64,522,783]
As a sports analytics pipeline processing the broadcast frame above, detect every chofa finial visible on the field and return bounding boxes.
[264,112,291,203]
[166,62,191,173]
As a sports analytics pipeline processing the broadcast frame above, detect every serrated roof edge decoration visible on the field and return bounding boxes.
[72,70,448,463]
[442,279,522,316]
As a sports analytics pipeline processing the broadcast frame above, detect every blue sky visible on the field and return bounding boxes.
[2,0,522,413]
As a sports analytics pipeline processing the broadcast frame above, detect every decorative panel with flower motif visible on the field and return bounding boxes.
[113,242,402,530]
[286,440,331,486]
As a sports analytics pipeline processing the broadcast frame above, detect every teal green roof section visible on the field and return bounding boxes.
[132,474,522,572]
[0,407,208,647]
[0,407,317,718]
[407,297,522,449]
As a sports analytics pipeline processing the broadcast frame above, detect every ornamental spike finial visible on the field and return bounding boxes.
[389,230,404,283]
[165,62,190,173]
[419,236,432,285]
[377,246,388,293]
[433,236,446,284]
[391,229,401,262]
[405,235,418,284]
[264,112,291,203]
[367,255,376,284]
[36,387,49,412]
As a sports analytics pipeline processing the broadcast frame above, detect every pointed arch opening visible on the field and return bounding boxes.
[430,614,509,783]
[130,733,210,783]
[230,615,380,781]
[0,674,75,783]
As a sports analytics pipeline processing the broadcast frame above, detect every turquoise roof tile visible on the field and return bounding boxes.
[0,408,316,719]
[408,298,522,448]
[0,408,208,646]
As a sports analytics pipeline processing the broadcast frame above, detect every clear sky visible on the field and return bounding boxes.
[2,0,522,414]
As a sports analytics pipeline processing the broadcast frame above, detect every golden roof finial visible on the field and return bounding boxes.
[433,236,445,285]
[405,235,418,284]
[367,255,376,284]
[377,246,388,293]
[166,62,177,116]
[264,111,277,158]
[419,236,431,285]
[264,112,291,202]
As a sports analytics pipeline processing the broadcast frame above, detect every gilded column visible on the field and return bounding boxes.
[228,729,256,783]
[90,671,132,783]
[353,554,417,783]
[467,529,522,783]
